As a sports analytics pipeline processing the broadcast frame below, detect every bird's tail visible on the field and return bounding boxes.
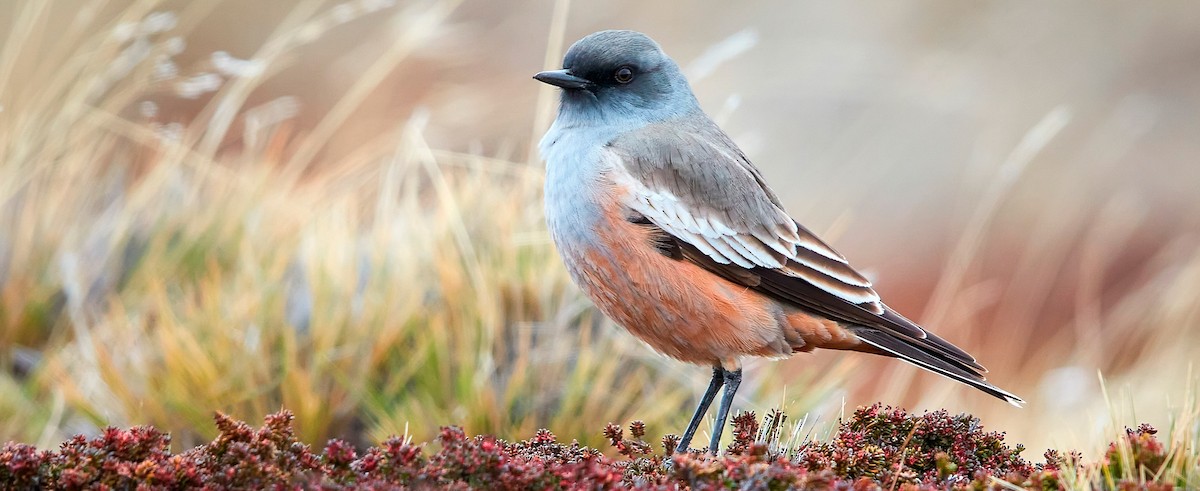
[852,326,1025,408]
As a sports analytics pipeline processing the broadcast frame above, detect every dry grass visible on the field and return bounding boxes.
[1,1,1199,485]
[0,0,709,450]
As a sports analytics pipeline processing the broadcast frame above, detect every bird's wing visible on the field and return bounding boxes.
[607,120,888,313]
[606,120,1001,379]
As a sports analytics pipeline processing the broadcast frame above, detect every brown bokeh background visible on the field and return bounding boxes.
[3,0,1198,454]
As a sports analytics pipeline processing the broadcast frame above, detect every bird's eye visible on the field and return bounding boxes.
[614,66,634,84]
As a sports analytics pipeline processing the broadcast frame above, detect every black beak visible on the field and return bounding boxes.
[533,69,592,90]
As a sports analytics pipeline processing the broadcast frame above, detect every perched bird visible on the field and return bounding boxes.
[534,30,1023,454]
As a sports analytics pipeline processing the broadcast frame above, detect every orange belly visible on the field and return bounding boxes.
[573,232,789,366]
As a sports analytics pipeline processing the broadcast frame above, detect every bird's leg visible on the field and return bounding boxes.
[674,365,724,453]
[706,368,742,454]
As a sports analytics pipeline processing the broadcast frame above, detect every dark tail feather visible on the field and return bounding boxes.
[852,328,1025,407]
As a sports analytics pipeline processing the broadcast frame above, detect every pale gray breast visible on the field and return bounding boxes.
[540,122,627,248]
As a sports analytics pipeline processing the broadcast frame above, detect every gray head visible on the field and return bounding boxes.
[534,30,700,126]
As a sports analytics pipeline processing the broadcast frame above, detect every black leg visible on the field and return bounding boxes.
[674,366,724,453]
[707,368,742,454]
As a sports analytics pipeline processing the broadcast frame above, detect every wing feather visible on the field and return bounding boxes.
[709,234,754,268]
[790,241,872,287]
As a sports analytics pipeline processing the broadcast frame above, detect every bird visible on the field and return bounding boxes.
[533,30,1023,455]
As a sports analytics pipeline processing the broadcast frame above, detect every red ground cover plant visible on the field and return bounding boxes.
[0,404,1178,489]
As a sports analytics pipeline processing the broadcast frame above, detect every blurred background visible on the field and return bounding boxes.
[1,0,1198,457]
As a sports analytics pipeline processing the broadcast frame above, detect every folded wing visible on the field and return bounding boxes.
[608,120,887,315]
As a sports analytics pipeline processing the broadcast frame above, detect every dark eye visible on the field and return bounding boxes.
[614,66,634,84]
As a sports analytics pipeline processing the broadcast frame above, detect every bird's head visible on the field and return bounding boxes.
[534,30,700,126]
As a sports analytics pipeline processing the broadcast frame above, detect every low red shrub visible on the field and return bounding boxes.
[0,404,1175,490]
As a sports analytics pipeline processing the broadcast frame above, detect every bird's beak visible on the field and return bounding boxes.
[533,69,592,90]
